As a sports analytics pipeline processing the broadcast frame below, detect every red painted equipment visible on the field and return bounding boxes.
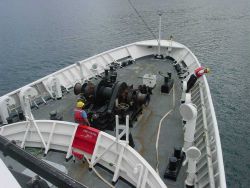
[71,125,100,160]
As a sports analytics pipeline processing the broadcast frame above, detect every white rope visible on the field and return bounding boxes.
[155,84,175,173]
[84,156,115,188]
[155,109,173,174]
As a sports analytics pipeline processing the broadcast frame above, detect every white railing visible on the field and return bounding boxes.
[0,120,78,159]
[199,77,226,188]
[164,41,226,188]
[0,41,159,124]
[91,131,167,188]
[0,119,167,188]
[183,62,226,187]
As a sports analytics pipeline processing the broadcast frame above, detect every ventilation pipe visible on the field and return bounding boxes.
[19,86,38,120]
[185,146,201,188]
[181,81,187,103]
[180,102,197,152]
[157,12,162,56]
[181,93,192,128]
[0,96,15,124]
[47,76,62,99]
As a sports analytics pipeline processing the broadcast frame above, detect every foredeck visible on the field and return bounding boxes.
[27,56,185,187]
[0,40,227,188]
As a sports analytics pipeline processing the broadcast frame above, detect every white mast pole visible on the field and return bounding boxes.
[157,12,162,56]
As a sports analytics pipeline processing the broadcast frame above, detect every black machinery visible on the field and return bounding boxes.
[74,66,152,130]
[159,71,174,94]
[164,146,185,181]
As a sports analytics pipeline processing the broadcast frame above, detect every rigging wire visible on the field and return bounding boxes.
[127,0,157,39]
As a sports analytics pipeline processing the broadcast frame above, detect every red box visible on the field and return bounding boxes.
[72,125,100,155]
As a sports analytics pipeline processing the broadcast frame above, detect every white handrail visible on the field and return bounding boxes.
[202,76,227,188]
[0,120,78,159]
[1,120,167,188]
[91,132,167,188]
[180,44,226,188]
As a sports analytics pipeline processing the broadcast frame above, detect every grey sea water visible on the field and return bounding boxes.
[0,0,249,187]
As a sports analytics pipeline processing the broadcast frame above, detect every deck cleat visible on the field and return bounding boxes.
[164,147,185,181]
